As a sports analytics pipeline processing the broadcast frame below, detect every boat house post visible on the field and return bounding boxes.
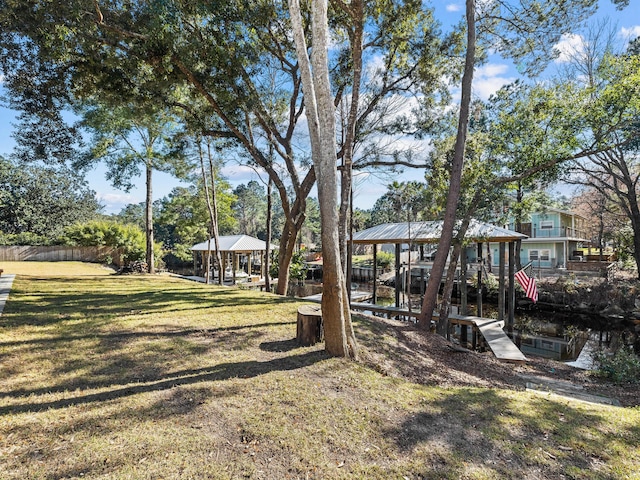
[508,241,516,330]
[498,241,506,322]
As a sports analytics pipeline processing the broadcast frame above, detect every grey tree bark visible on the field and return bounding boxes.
[289,0,357,359]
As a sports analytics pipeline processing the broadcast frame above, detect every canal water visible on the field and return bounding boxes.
[292,280,637,367]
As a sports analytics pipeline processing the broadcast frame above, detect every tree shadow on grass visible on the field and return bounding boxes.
[0,322,298,399]
[0,321,294,348]
[0,349,328,415]
[259,338,300,352]
[387,388,631,478]
[2,276,300,328]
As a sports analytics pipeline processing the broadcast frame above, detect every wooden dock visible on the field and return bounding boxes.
[302,291,373,303]
[348,303,527,363]
[350,302,420,321]
[449,314,527,363]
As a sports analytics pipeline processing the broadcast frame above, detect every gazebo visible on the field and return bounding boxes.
[351,219,528,326]
[191,234,275,284]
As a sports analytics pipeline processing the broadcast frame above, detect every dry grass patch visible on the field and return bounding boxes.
[1,264,639,479]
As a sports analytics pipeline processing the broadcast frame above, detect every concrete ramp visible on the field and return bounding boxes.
[0,274,16,316]
[472,317,527,363]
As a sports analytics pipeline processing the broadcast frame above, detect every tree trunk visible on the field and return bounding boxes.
[289,0,357,359]
[145,162,155,274]
[419,0,475,329]
[514,182,523,270]
[265,176,273,292]
[626,189,640,279]
[338,0,364,274]
[437,241,462,338]
[275,217,299,295]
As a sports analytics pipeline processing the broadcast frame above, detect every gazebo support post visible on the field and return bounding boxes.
[395,243,401,308]
[461,247,468,315]
[233,253,237,284]
[498,241,505,323]
[508,241,516,331]
[222,253,227,284]
[419,245,425,304]
[372,244,378,305]
[477,242,483,318]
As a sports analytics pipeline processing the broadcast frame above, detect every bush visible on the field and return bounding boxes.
[0,231,56,246]
[62,220,147,264]
[269,249,307,283]
[593,347,640,384]
[376,251,394,269]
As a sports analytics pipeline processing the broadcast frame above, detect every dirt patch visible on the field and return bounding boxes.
[356,313,640,407]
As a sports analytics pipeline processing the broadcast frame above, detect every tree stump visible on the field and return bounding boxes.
[296,304,323,346]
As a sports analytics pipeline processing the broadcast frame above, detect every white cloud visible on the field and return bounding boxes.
[472,63,516,100]
[220,164,262,182]
[446,3,462,12]
[553,33,586,64]
[620,25,640,42]
[97,192,142,214]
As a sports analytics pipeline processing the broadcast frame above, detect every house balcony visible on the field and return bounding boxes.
[517,224,589,240]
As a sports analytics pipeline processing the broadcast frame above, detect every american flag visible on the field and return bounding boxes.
[515,262,538,303]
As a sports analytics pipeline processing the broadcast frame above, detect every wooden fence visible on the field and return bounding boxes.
[0,246,123,266]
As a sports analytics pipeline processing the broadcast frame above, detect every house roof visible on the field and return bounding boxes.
[191,234,276,253]
[351,219,528,244]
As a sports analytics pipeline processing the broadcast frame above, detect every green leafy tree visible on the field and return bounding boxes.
[232,181,267,239]
[155,184,236,264]
[0,0,456,299]
[566,44,640,275]
[0,156,100,239]
[114,203,147,232]
[418,0,614,327]
[62,220,154,265]
[80,102,190,273]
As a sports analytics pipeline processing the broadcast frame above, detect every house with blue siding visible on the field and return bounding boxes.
[502,208,591,269]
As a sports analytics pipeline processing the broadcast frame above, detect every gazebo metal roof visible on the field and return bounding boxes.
[351,219,527,244]
[191,234,276,253]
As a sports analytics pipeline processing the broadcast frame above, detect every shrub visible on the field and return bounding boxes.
[0,231,55,246]
[376,251,394,269]
[593,347,640,383]
[269,249,307,283]
[62,220,147,264]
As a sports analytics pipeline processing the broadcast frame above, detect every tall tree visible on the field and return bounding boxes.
[552,24,640,273]
[419,0,476,328]
[417,0,620,328]
[81,102,188,273]
[289,0,357,358]
[0,0,451,296]
[155,183,236,263]
[233,181,267,238]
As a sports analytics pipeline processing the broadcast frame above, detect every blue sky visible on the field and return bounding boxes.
[0,0,638,214]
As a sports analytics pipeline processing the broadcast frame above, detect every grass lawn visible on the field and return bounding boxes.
[1,263,639,479]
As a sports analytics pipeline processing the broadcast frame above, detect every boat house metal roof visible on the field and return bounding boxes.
[351,220,528,244]
[191,234,276,253]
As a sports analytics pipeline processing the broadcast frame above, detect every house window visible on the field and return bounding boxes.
[540,339,555,351]
[540,220,553,229]
[529,249,550,261]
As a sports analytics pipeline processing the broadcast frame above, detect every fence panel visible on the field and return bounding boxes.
[0,246,123,266]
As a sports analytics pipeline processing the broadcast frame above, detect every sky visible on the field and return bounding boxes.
[0,0,638,214]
